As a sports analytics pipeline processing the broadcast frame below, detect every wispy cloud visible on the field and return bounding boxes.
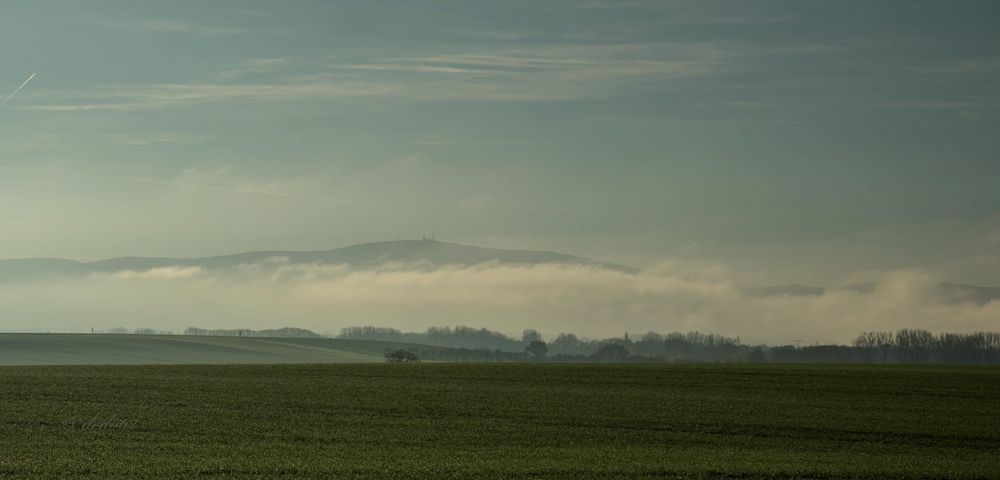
[876,99,1000,110]
[26,41,732,111]
[0,134,61,153]
[698,16,793,25]
[577,1,644,10]
[104,133,210,146]
[0,166,383,206]
[335,42,732,101]
[400,138,556,147]
[340,64,486,75]
[0,132,206,152]
[212,57,314,81]
[913,56,1000,75]
[25,81,398,112]
[449,30,536,41]
[99,19,244,35]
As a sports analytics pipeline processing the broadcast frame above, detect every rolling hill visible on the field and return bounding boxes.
[0,239,636,282]
[0,333,434,365]
[2,239,997,303]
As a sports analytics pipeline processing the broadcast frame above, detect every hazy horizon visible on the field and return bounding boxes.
[1,238,998,345]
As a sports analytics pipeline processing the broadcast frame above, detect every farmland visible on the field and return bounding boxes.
[0,334,429,365]
[0,363,998,478]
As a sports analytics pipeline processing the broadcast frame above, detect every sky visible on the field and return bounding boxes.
[2,0,999,290]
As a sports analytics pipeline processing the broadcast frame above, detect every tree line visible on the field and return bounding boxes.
[361,326,1000,365]
[167,323,1000,364]
[339,325,527,350]
[850,329,1000,364]
[183,327,322,338]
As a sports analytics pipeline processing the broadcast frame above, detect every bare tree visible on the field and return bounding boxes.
[853,331,893,362]
[895,329,934,363]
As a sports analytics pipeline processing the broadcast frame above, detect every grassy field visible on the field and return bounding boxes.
[0,363,998,479]
[0,334,431,365]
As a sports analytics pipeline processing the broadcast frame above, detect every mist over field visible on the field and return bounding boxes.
[3,2,1000,479]
[2,258,996,345]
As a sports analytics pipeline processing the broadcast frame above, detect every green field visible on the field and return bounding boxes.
[1,363,998,479]
[0,334,429,365]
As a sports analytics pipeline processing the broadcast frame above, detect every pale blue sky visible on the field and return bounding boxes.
[2,0,999,285]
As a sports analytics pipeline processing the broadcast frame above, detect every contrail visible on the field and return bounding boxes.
[1,73,37,106]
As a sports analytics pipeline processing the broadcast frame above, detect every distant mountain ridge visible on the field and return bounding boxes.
[2,241,997,304]
[0,239,637,282]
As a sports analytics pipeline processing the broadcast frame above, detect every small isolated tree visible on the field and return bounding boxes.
[525,340,549,358]
[522,329,542,344]
[385,349,419,363]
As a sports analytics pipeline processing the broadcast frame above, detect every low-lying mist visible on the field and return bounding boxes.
[1,260,997,345]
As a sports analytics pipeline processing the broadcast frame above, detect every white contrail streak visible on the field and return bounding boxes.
[1,73,37,106]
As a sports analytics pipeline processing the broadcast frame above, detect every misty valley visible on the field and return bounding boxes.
[3,0,999,477]
[2,239,999,478]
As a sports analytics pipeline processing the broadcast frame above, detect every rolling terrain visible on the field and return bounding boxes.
[0,239,636,282]
[4,240,997,304]
[0,334,430,365]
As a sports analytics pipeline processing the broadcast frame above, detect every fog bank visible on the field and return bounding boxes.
[1,261,996,345]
